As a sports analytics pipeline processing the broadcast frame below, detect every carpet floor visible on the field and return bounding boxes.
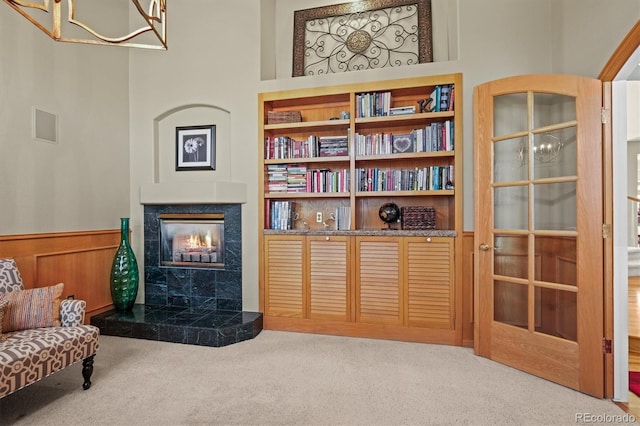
[0,331,631,425]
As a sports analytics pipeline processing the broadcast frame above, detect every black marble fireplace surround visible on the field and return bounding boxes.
[91,203,263,347]
[144,203,242,311]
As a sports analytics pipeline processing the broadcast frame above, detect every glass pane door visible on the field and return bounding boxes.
[475,73,603,397]
[492,91,578,341]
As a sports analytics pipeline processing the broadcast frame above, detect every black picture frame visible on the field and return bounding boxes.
[176,125,216,171]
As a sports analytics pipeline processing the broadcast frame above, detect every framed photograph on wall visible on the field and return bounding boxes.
[176,125,216,171]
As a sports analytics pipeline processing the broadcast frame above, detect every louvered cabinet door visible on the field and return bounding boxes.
[405,237,454,329]
[355,236,403,325]
[308,236,350,321]
[264,235,305,318]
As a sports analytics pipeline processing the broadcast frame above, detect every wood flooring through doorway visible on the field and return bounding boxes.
[626,276,640,417]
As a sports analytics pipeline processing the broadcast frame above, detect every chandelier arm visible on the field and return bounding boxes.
[6,0,48,12]
[3,0,55,37]
[56,36,166,50]
[67,20,154,43]
[130,0,164,23]
[66,0,166,46]
[4,0,167,49]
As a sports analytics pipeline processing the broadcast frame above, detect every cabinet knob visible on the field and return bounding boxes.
[426,237,432,242]
[325,236,330,241]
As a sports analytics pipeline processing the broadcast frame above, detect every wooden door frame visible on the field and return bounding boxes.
[599,19,640,399]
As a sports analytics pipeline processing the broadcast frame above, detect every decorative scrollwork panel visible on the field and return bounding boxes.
[293,0,432,77]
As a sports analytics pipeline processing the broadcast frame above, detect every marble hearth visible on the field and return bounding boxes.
[90,305,262,347]
[91,189,262,348]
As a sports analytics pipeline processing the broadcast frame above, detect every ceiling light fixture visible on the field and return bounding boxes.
[3,0,167,50]
[518,134,564,166]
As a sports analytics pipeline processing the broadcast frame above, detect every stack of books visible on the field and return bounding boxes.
[287,164,307,193]
[266,164,288,193]
[319,136,348,157]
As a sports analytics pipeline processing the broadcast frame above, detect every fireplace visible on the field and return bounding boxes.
[159,214,224,268]
[143,204,242,311]
[90,201,263,348]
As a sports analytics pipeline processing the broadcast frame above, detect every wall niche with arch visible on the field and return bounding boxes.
[153,105,232,184]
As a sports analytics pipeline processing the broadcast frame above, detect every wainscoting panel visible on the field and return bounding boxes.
[462,232,474,347]
[0,230,122,321]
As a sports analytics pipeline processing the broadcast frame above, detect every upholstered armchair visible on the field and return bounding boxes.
[0,258,100,398]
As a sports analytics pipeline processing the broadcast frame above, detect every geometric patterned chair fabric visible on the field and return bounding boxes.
[0,325,99,398]
[60,299,87,327]
[0,258,25,293]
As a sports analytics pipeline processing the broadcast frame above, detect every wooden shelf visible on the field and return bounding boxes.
[264,119,350,131]
[265,192,350,199]
[264,156,350,165]
[355,190,454,197]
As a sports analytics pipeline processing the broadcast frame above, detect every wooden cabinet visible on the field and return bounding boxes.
[405,236,454,329]
[354,236,454,329]
[264,234,350,321]
[355,236,403,325]
[308,235,350,322]
[259,74,463,345]
[264,235,304,318]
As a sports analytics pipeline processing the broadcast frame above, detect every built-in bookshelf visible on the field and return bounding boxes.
[258,74,463,346]
[259,75,461,232]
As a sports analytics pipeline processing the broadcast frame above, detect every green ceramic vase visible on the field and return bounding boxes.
[110,218,139,311]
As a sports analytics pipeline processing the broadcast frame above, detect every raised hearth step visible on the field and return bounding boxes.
[90,304,263,347]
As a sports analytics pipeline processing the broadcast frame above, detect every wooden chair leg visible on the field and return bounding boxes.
[82,354,95,390]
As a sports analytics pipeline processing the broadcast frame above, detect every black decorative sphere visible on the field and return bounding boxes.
[379,203,400,225]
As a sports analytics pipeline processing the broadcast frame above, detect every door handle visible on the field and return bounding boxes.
[479,243,497,251]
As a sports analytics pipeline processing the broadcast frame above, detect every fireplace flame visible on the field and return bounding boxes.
[187,231,213,250]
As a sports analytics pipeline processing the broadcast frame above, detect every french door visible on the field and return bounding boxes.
[474,74,604,397]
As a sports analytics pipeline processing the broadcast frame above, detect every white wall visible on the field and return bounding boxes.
[0,4,130,235]
[128,0,261,308]
[550,0,640,77]
[630,81,640,141]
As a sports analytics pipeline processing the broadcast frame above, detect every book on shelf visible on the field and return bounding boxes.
[392,133,415,154]
[335,206,351,230]
[356,91,391,117]
[355,133,392,156]
[355,120,453,156]
[307,168,350,193]
[319,135,348,157]
[426,84,455,112]
[389,105,416,116]
[439,85,451,112]
[267,164,288,193]
[286,164,307,192]
[264,135,323,159]
[267,164,350,194]
[268,200,297,230]
[356,165,454,192]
